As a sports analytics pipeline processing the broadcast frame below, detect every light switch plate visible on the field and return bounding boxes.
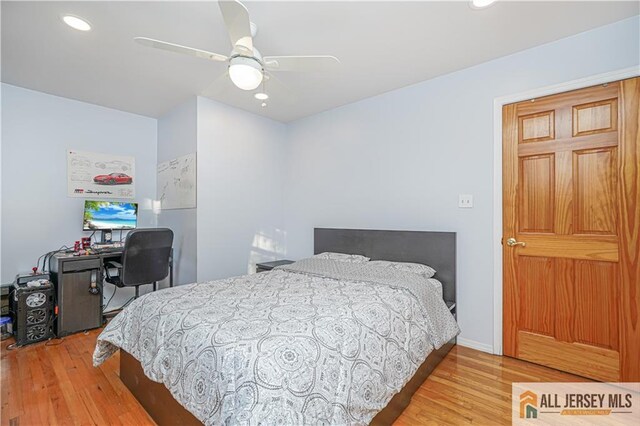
[459,194,473,208]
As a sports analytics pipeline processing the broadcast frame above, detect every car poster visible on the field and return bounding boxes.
[67,150,135,199]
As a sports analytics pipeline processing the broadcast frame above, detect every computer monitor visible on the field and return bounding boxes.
[83,201,138,231]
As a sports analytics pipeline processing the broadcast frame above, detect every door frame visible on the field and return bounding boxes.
[491,66,639,355]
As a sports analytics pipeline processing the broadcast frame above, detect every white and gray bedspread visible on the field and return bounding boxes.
[93,258,459,425]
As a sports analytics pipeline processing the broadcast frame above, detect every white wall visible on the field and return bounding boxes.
[157,97,197,286]
[2,16,637,351]
[283,16,640,351]
[196,97,287,281]
[1,84,157,309]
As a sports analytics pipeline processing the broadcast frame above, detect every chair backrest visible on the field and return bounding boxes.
[120,228,174,286]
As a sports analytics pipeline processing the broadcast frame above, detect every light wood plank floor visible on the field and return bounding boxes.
[1,329,588,425]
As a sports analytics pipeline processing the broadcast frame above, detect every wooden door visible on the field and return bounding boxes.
[503,78,639,382]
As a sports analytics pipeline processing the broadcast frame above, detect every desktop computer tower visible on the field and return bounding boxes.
[11,282,55,346]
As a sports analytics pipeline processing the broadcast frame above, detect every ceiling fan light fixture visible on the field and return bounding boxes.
[470,0,497,9]
[228,56,263,91]
[254,93,269,100]
[62,15,92,31]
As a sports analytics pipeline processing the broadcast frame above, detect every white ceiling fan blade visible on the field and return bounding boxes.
[262,72,298,106]
[134,37,228,62]
[263,56,340,72]
[218,0,254,55]
[200,71,236,98]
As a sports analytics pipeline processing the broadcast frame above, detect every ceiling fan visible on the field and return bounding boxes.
[134,0,340,99]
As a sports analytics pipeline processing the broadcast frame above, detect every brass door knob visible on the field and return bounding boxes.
[506,237,526,247]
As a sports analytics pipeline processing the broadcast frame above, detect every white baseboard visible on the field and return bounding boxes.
[456,337,494,354]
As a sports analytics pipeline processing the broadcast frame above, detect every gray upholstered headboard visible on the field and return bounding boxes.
[314,228,456,304]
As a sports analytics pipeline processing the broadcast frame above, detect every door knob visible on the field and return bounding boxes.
[506,237,526,247]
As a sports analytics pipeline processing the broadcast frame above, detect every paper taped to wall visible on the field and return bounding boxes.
[67,150,136,199]
[157,153,196,210]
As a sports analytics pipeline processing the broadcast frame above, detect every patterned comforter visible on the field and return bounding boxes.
[93,258,459,425]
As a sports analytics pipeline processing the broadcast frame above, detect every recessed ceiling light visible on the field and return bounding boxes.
[470,0,497,10]
[254,93,269,101]
[261,102,267,108]
[63,15,92,31]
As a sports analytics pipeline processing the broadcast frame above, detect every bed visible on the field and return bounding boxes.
[93,228,459,425]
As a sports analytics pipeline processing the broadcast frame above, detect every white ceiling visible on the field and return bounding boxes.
[2,1,638,122]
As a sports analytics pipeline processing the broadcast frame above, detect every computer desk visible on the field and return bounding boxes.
[49,248,173,337]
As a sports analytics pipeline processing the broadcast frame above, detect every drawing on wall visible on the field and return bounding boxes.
[67,150,135,199]
[157,153,196,210]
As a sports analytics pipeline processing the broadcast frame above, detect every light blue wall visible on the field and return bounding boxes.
[283,16,640,349]
[196,97,287,281]
[1,83,158,308]
[157,98,198,286]
[1,16,637,350]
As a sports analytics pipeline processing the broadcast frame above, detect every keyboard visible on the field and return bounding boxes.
[92,246,123,254]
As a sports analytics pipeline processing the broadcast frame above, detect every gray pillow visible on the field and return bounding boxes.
[312,252,370,263]
[368,260,436,278]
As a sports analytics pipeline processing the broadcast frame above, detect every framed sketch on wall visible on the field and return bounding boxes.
[67,150,136,199]
[157,153,196,209]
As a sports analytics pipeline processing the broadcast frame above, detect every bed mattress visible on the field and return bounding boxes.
[93,258,459,425]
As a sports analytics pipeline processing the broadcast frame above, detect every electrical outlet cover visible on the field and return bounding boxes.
[459,194,473,208]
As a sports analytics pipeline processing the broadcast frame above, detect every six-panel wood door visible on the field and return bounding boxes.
[503,78,639,382]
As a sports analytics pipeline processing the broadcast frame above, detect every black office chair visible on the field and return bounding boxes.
[104,228,174,298]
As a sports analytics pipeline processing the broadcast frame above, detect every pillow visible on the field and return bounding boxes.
[312,252,370,263]
[368,260,436,278]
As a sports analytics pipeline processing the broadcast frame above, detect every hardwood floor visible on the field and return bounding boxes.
[1,329,154,426]
[395,343,590,425]
[1,330,589,425]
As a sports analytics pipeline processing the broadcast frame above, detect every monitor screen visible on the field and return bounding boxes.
[83,201,138,231]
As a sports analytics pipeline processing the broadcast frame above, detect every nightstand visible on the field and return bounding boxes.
[256,260,295,273]
[446,301,456,319]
